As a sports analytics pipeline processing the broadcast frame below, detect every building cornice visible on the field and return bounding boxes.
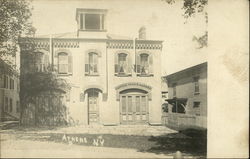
[19,37,163,50]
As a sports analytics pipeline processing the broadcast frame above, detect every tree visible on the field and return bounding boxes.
[164,0,207,19]
[19,40,71,126]
[0,0,35,57]
[164,0,208,48]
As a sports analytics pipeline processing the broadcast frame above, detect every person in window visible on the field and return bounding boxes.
[89,53,98,74]
[118,53,127,74]
[140,54,149,74]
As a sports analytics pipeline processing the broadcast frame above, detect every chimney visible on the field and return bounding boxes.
[138,26,146,40]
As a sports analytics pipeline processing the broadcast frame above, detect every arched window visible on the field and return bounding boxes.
[118,53,127,74]
[58,52,68,74]
[136,52,153,76]
[114,52,132,76]
[32,51,50,72]
[85,52,98,75]
[140,53,149,74]
[58,52,73,74]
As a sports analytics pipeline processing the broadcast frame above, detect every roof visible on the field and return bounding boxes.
[33,32,163,43]
[166,97,188,105]
[164,62,207,82]
[35,32,78,38]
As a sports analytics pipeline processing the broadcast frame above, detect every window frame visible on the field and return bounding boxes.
[136,52,153,77]
[115,51,132,77]
[79,13,106,31]
[4,97,8,112]
[116,53,128,76]
[194,76,200,95]
[9,98,13,112]
[58,52,69,74]
[85,52,99,76]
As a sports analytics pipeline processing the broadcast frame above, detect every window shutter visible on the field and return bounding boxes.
[85,53,89,74]
[127,53,132,74]
[68,55,73,74]
[93,54,98,73]
[0,75,4,88]
[114,53,118,74]
[136,53,141,74]
[149,54,153,75]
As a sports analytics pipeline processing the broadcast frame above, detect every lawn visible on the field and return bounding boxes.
[13,129,206,158]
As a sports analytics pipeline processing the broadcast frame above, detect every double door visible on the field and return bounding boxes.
[120,94,148,124]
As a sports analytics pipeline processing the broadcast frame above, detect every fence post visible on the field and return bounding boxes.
[173,151,183,159]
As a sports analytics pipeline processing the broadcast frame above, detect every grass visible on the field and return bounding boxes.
[13,130,206,157]
[1,123,207,157]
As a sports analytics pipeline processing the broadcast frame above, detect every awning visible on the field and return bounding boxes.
[166,97,187,105]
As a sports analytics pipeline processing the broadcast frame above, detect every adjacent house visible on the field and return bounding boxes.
[162,62,207,130]
[19,8,163,126]
[0,57,20,121]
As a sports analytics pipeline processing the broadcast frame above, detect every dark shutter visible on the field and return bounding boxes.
[127,53,132,74]
[114,53,118,74]
[149,54,153,75]
[68,55,73,74]
[136,53,141,74]
[85,53,89,74]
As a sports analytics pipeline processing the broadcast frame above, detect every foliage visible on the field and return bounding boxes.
[19,38,70,126]
[0,0,35,57]
[192,31,208,49]
[163,0,207,19]
[163,0,208,48]
[20,71,70,99]
[182,0,207,19]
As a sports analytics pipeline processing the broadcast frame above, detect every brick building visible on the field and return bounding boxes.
[19,8,163,126]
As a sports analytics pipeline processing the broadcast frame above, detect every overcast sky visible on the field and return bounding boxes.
[31,0,208,75]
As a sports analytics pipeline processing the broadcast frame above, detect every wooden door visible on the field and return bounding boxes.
[88,90,99,124]
[120,94,148,124]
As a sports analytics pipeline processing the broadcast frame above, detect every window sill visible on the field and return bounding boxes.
[115,74,132,77]
[79,29,107,32]
[194,92,200,95]
[137,74,154,77]
[58,73,73,76]
[85,74,100,77]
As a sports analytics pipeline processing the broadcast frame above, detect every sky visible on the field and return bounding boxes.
[30,0,208,75]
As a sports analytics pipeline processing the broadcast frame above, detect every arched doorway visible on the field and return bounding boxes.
[86,88,101,125]
[120,89,149,124]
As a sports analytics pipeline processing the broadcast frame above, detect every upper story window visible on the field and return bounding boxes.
[79,13,105,31]
[58,52,73,75]
[115,52,132,76]
[140,54,149,74]
[4,97,8,112]
[118,53,127,74]
[9,78,14,90]
[136,52,153,76]
[85,52,98,75]
[4,75,8,89]
[194,76,200,94]
[85,14,103,30]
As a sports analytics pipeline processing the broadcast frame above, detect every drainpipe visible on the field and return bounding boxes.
[134,38,137,75]
[106,40,109,98]
[49,35,53,71]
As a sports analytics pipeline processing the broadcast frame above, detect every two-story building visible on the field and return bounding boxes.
[19,8,163,126]
[0,57,20,121]
[162,62,207,130]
